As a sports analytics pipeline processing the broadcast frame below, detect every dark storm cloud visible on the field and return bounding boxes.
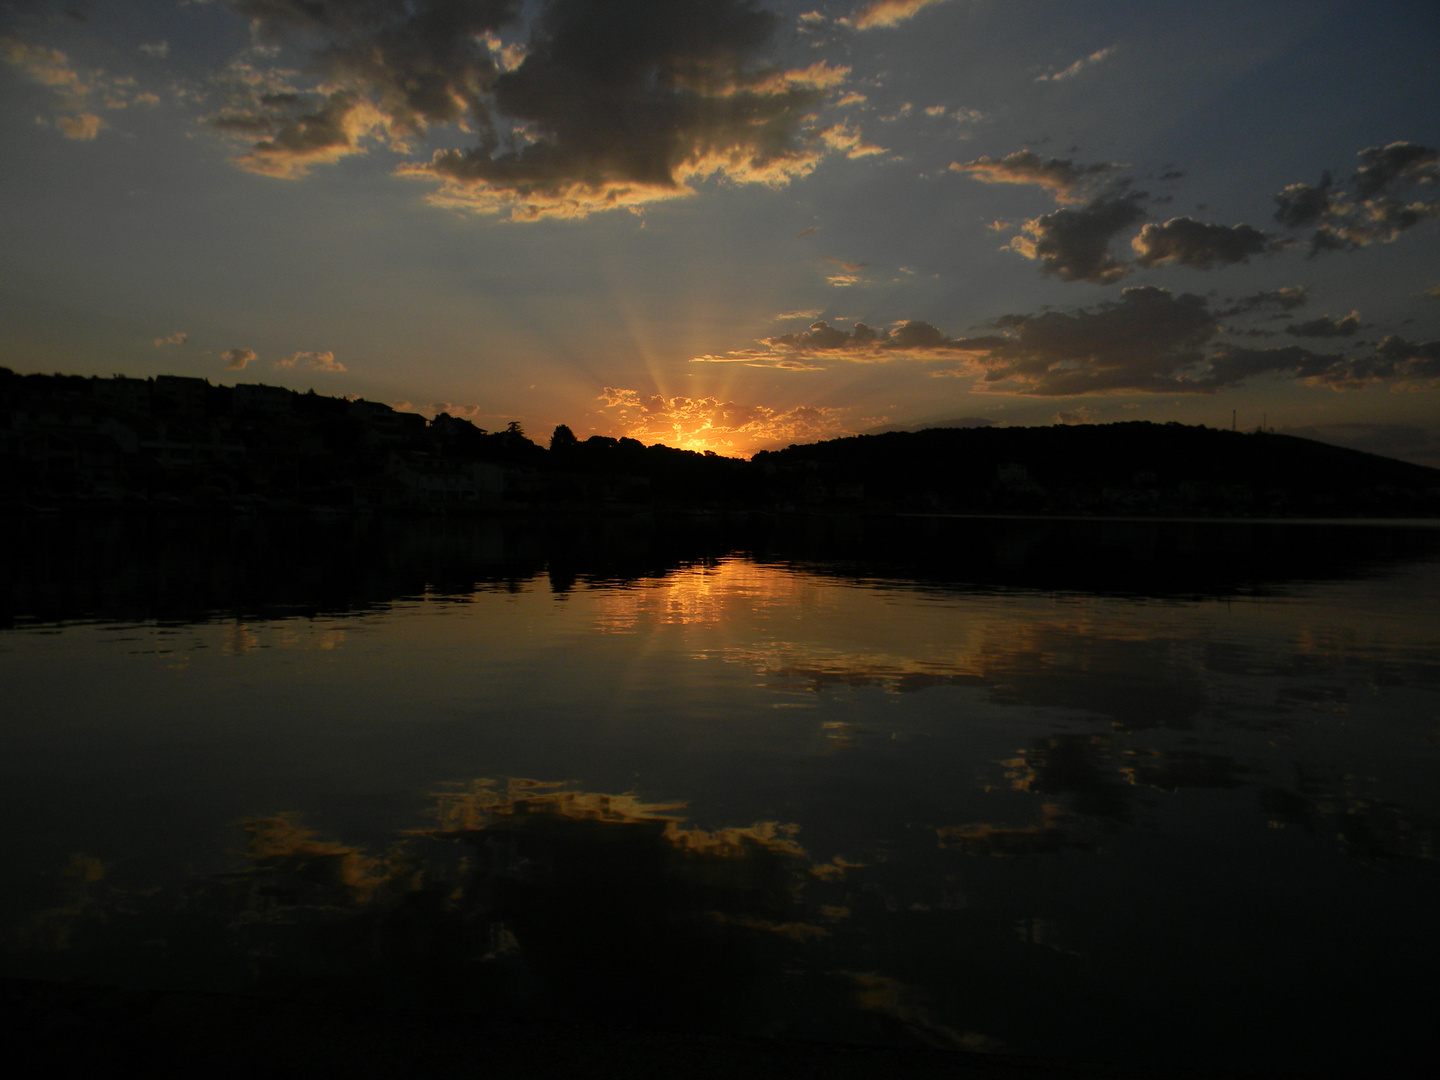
[771,320,861,350]
[1285,312,1360,338]
[1220,286,1309,315]
[951,150,1116,204]
[219,0,838,217]
[765,318,962,353]
[218,0,518,176]
[693,313,995,367]
[1207,337,1440,391]
[1310,197,1440,252]
[953,149,1145,283]
[1130,216,1272,269]
[959,286,1217,393]
[950,291,1427,395]
[1275,142,1440,253]
[1008,194,1147,283]
[1201,344,1346,387]
[1352,141,1440,199]
[1273,172,1336,229]
[412,0,829,219]
[968,141,1437,283]
[1372,335,1440,376]
[230,0,515,129]
[706,287,1435,396]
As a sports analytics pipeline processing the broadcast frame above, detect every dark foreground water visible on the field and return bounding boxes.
[2,513,1438,1073]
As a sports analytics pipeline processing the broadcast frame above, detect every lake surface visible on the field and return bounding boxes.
[2,513,1438,1073]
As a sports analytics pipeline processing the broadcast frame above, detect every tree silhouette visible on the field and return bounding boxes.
[550,424,578,453]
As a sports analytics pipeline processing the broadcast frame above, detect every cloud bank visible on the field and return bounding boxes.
[1285,312,1360,338]
[697,286,1440,398]
[954,294,1440,395]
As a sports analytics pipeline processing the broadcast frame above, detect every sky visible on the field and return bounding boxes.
[3,0,1438,463]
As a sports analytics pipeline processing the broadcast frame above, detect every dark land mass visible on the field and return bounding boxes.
[4,368,1439,517]
[5,376,1434,1080]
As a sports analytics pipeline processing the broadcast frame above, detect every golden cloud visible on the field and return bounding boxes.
[274,349,344,372]
[951,150,1117,204]
[3,35,151,136]
[222,347,258,371]
[844,0,953,31]
[56,111,102,139]
[598,387,845,454]
[820,120,886,159]
[1035,46,1115,83]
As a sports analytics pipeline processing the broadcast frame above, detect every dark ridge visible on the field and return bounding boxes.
[752,423,1440,517]
[2,368,1437,516]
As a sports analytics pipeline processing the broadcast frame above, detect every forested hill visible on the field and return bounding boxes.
[755,422,1440,517]
[2,368,1438,516]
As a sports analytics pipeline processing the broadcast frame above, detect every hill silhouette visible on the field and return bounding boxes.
[753,422,1440,517]
[2,369,1437,517]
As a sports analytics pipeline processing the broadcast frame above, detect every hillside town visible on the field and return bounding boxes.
[0,368,616,511]
[3,368,1439,518]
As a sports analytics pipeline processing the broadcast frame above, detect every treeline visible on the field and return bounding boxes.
[3,368,1439,517]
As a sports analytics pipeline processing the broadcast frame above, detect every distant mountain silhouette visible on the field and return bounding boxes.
[753,422,1440,517]
[2,369,1437,517]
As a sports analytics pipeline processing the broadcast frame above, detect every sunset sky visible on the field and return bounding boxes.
[3,0,1438,462]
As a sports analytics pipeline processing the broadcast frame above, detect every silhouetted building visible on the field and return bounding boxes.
[234,383,295,417]
[154,374,210,417]
[90,375,151,415]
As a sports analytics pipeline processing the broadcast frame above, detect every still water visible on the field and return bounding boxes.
[2,514,1438,1072]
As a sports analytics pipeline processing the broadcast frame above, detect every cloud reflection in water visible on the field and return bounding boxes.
[10,779,988,1046]
[4,518,1439,1069]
